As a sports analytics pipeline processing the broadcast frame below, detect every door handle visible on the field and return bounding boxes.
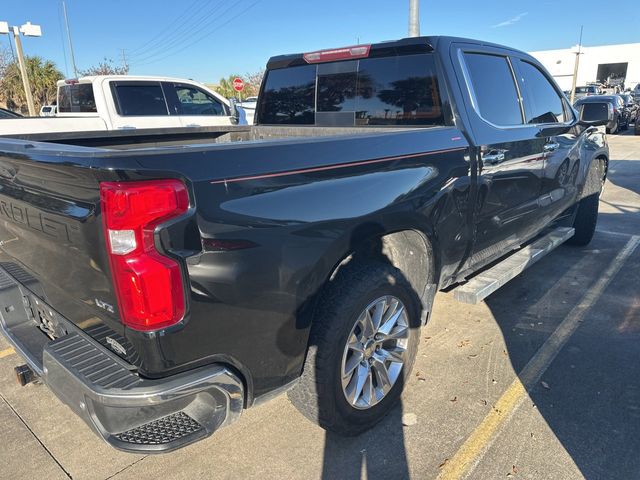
[543,142,560,152]
[483,151,505,165]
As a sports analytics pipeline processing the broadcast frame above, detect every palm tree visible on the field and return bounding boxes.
[0,56,63,115]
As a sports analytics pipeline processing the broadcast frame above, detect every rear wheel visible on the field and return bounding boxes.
[288,261,422,436]
[607,117,619,134]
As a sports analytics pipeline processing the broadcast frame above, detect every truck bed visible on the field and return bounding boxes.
[2,125,423,150]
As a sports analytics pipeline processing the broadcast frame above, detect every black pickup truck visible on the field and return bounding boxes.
[0,36,610,453]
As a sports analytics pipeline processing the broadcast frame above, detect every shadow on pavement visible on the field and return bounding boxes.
[483,232,640,478]
[321,405,410,480]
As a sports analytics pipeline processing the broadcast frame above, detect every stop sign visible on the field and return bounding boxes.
[233,77,244,92]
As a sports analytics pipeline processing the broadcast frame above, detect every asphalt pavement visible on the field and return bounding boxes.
[0,133,638,480]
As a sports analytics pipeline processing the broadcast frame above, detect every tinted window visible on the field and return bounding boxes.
[517,61,566,124]
[58,84,97,113]
[464,53,522,126]
[261,54,443,126]
[317,61,358,113]
[114,83,168,116]
[317,54,443,126]
[259,65,316,125]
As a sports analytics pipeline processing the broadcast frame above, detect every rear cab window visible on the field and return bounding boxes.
[58,83,97,113]
[258,52,445,127]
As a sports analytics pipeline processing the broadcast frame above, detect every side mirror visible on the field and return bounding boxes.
[576,103,613,127]
[229,98,240,125]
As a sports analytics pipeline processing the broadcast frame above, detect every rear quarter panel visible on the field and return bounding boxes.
[127,127,473,399]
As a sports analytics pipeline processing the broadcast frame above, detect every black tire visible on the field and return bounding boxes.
[607,117,619,134]
[288,261,422,436]
[566,193,599,246]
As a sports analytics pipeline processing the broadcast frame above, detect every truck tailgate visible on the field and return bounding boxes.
[0,140,129,360]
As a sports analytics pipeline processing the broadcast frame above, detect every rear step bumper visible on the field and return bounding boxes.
[0,265,244,454]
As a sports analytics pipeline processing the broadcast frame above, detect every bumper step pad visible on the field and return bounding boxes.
[0,263,244,453]
[114,411,204,446]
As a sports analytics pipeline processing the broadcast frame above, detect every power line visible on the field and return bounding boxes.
[132,0,261,68]
[128,0,233,64]
[127,0,211,56]
[127,0,227,60]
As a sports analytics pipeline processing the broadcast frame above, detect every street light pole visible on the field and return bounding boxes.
[1,21,41,117]
[409,0,420,37]
[12,26,36,116]
[569,26,584,105]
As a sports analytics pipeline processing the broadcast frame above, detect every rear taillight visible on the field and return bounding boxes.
[303,44,371,63]
[100,180,189,331]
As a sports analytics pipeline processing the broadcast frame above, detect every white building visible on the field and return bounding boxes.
[530,43,640,92]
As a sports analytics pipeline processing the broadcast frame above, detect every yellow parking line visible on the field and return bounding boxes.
[438,235,640,480]
[0,347,15,359]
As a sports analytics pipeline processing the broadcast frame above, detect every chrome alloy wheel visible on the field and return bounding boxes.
[341,295,410,409]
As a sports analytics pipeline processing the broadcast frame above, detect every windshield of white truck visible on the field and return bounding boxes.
[258,53,443,127]
[58,84,98,113]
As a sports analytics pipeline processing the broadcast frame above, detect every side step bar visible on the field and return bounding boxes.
[453,227,575,304]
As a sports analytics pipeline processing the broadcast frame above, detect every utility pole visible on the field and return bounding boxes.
[569,26,584,105]
[409,0,420,37]
[120,49,129,73]
[62,0,79,78]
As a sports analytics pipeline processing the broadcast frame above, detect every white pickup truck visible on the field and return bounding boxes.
[0,75,239,134]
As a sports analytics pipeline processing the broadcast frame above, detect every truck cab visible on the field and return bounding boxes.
[56,75,236,129]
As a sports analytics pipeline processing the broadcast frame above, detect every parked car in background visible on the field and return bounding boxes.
[0,75,241,135]
[0,107,21,119]
[620,94,638,123]
[39,105,57,117]
[237,96,258,124]
[574,95,629,133]
[573,85,604,100]
[632,84,640,102]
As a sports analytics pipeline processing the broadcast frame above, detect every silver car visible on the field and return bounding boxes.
[573,85,604,101]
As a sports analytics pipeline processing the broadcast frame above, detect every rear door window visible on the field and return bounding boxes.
[111,82,169,116]
[58,84,97,113]
[463,53,523,126]
[516,60,567,124]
